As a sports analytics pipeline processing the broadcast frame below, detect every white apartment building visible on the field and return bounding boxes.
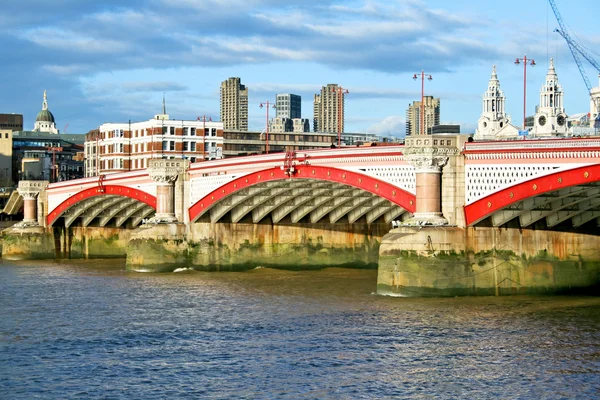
[84,112,223,177]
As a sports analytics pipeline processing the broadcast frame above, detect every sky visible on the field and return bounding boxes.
[1,0,599,137]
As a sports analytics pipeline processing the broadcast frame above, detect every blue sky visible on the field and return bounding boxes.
[1,0,598,136]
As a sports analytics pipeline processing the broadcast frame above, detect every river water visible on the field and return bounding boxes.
[0,259,599,399]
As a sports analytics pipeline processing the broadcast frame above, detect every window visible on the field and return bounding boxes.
[162,141,168,151]
[183,142,189,151]
[169,141,175,151]
[190,128,196,135]
[190,142,196,151]
[170,127,175,135]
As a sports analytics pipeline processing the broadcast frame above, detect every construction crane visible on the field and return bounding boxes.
[548,0,600,129]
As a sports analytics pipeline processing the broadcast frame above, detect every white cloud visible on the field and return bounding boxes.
[368,116,406,137]
[21,28,129,53]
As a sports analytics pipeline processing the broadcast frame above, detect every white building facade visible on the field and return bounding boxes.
[85,112,223,177]
[531,59,568,137]
[474,66,519,140]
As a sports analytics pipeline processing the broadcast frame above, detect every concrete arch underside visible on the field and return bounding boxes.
[48,185,157,228]
[465,164,600,229]
[189,165,415,225]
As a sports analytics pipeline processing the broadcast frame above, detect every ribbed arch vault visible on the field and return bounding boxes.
[189,165,415,224]
[47,185,156,228]
[464,164,600,228]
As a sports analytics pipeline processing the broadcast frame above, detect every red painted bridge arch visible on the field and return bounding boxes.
[464,164,600,226]
[47,185,157,226]
[188,165,416,222]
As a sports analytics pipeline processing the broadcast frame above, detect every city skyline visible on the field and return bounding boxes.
[0,0,598,136]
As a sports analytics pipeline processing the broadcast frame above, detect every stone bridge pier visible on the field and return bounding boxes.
[2,181,54,260]
[125,159,191,272]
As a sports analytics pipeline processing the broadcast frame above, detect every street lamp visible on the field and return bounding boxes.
[515,55,536,130]
[331,86,349,147]
[412,71,433,135]
[259,101,276,154]
[197,115,212,160]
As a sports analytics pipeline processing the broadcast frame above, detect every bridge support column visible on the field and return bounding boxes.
[147,159,188,223]
[402,136,458,225]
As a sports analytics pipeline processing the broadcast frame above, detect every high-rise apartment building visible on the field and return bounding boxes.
[313,94,321,132]
[313,84,345,133]
[220,77,248,131]
[406,96,440,136]
[276,94,301,119]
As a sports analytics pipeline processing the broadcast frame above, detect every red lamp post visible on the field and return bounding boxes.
[259,101,276,154]
[331,86,349,147]
[197,115,212,160]
[514,55,536,130]
[412,71,433,135]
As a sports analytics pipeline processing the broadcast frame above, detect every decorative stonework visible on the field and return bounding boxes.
[399,135,461,226]
[17,180,49,227]
[148,159,188,185]
[402,137,458,173]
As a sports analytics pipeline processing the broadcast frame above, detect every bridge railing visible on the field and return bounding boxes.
[464,137,600,152]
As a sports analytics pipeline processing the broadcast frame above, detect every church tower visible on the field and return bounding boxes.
[33,90,59,134]
[474,66,517,139]
[532,58,568,136]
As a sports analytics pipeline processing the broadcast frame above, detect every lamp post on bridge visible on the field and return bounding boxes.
[197,115,212,160]
[331,85,349,147]
[412,70,433,135]
[259,101,276,154]
[514,55,536,131]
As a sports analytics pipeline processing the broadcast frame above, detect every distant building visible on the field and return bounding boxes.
[85,107,223,177]
[567,113,589,128]
[313,94,321,132]
[430,125,460,134]
[276,94,301,120]
[313,84,346,134]
[269,117,293,133]
[222,130,336,157]
[341,132,381,146]
[474,66,519,140]
[12,130,85,182]
[0,114,23,131]
[33,91,59,134]
[220,77,248,131]
[292,118,310,133]
[531,59,568,137]
[406,96,440,136]
[270,117,310,133]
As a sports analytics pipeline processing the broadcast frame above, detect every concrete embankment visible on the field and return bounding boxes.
[377,226,600,296]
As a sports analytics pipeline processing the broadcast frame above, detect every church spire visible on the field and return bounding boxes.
[490,65,499,84]
[42,90,48,111]
[547,58,557,78]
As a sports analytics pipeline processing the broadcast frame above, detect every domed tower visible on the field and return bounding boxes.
[474,66,518,139]
[532,58,568,136]
[33,90,59,134]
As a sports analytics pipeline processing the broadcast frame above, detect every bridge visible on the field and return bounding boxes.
[40,145,417,229]
[6,133,600,296]
[11,134,600,233]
